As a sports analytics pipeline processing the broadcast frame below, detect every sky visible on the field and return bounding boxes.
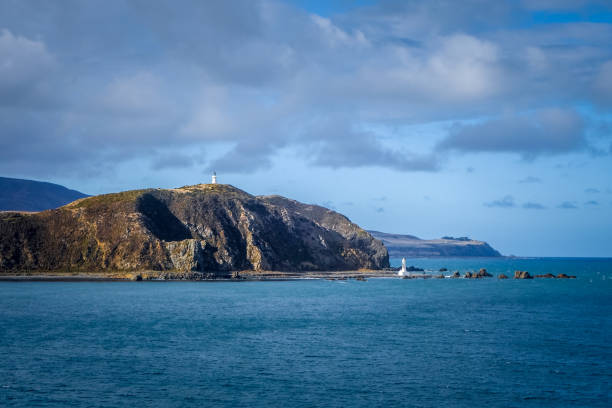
[0,0,611,257]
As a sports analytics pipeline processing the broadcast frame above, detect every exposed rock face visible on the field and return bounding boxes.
[535,273,556,278]
[0,184,389,274]
[368,231,502,257]
[514,270,533,279]
[557,273,576,279]
[451,271,461,278]
[498,274,509,279]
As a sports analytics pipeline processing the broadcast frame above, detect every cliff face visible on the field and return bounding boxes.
[0,184,388,274]
[368,231,502,257]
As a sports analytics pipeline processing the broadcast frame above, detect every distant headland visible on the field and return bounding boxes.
[368,231,502,258]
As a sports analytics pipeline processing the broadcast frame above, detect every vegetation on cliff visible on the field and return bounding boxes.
[0,184,388,275]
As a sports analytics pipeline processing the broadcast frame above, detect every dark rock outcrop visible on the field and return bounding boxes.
[0,184,389,275]
[463,268,493,279]
[477,268,493,278]
[451,271,461,278]
[514,270,533,279]
[498,274,508,279]
[557,273,576,279]
[368,231,502,257]
[535,273,556,278]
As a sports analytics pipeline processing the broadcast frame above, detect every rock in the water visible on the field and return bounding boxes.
[514,270,533,279]
[557,273,576,279]
[0,184,389,275]
[407,266,424,272]
[451,271,461,278]
[475,268,492,278]
[436,274,445,279]
[535,273,556,278]
[498,274,508,279]
[439,267,448,272]
[464,271,475,278]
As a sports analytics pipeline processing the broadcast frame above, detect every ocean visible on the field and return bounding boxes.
[1,257,611,407]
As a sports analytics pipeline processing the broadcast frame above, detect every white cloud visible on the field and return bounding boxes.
[0,29,55,103]
[0,1,611,177]
[439,108,586,157]
[99,72,170,115]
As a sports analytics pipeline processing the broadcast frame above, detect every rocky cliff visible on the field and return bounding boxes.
[0,184,388,275]
[368,231,501,257]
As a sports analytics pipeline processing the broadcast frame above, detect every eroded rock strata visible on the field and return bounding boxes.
[0,184,388,275]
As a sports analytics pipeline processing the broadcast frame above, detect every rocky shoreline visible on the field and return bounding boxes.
[0,268,577,281]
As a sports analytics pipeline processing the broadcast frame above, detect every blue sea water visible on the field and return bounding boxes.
[1,258,611,407]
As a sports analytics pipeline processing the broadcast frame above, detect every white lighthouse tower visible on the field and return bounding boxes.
[211,172,217,184]
[398,257,408,276]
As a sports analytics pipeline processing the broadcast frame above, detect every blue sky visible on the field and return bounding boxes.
[0,0,611,256]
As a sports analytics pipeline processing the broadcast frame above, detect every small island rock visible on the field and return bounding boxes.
[514,270,533,279]
[477,268,493,278]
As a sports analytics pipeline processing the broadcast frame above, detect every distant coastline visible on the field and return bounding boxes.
[369,231,502,257]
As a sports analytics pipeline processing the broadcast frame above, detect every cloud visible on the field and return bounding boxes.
[585,200,599,206]
[558,201,578,209]
[438,108,586,157]
[207,141,274,174]
[484,195,515,208]
[0,0,612,178]
[151,153,198,171]
[593,60,612,105]
[0,29,56,106]
[98,72,171,116]
[519,176,542,183]
[523,202,547,209]
[584,188,600,193]
[305,122,440,172]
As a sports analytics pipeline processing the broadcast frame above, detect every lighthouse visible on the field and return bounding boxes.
[398,257,407,276]
[211,172,217,184]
